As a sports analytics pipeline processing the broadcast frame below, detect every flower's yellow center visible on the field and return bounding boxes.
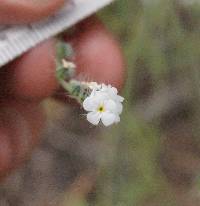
[97,105,105,113]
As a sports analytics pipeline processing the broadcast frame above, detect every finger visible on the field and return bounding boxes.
[0,100,44,179]
[64,17,125,90]
[1,16,125,101]
[0,0,65,24]
[2,39,59,101]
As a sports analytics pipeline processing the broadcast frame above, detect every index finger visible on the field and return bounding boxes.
[0,0,65,24]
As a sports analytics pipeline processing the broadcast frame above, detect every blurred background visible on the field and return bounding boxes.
[0,0,200,205]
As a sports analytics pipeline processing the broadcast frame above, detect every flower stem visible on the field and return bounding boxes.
[55,40,92,104]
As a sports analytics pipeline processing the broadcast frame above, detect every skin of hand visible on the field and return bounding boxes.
[0,0,125,180]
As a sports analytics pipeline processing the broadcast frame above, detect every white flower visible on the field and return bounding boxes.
[83,84,124,126]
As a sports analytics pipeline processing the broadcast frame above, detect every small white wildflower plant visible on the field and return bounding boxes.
[56,41,124,127]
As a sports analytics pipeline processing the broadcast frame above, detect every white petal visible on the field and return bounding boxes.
[101,84,107,90]
[116,103,123,114]
[83,91,110,111]
[109,86,118,95]
[117,95,124,102]
[95,92,108,102]
[83,97,97,111]
[101,85,124,103]
[101,84,111,92]
[101,112,117,126]
[87,112,101,125]
[104,99,117,113]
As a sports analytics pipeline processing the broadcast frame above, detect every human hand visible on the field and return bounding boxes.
[0,0,125,179]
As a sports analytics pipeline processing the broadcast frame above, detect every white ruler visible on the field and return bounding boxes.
[0,0,113,67]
